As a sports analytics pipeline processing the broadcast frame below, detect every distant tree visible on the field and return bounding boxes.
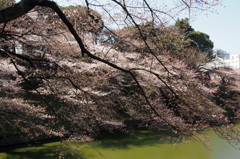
[175,18,214,53]
[188,31,214,52]
[175,18,194,35]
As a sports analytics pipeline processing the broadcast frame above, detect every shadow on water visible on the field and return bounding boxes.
[0,130,180,159]
[0,140,86,159]
[94,130,180,149]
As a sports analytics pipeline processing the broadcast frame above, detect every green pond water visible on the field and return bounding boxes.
[0,129,239,159]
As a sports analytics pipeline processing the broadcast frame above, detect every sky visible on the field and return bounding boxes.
[191,0,240,55]
[14,0,240,55]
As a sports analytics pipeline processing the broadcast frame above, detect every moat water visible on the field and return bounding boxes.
[0,128,239,159]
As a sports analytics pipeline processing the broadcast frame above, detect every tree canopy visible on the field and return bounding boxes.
[175,18,194,35]
[175,18,214,52]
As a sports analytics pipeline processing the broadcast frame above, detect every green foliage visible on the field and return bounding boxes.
[175,18,194,35]
[188,31,214,52]
[138,21,157,39]
[175,18,214,53]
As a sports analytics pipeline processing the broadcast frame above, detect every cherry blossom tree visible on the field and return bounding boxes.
[1,0,239,152]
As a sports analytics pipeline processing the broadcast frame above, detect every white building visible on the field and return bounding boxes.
[222,54,240,69]
[204,50,240,69]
